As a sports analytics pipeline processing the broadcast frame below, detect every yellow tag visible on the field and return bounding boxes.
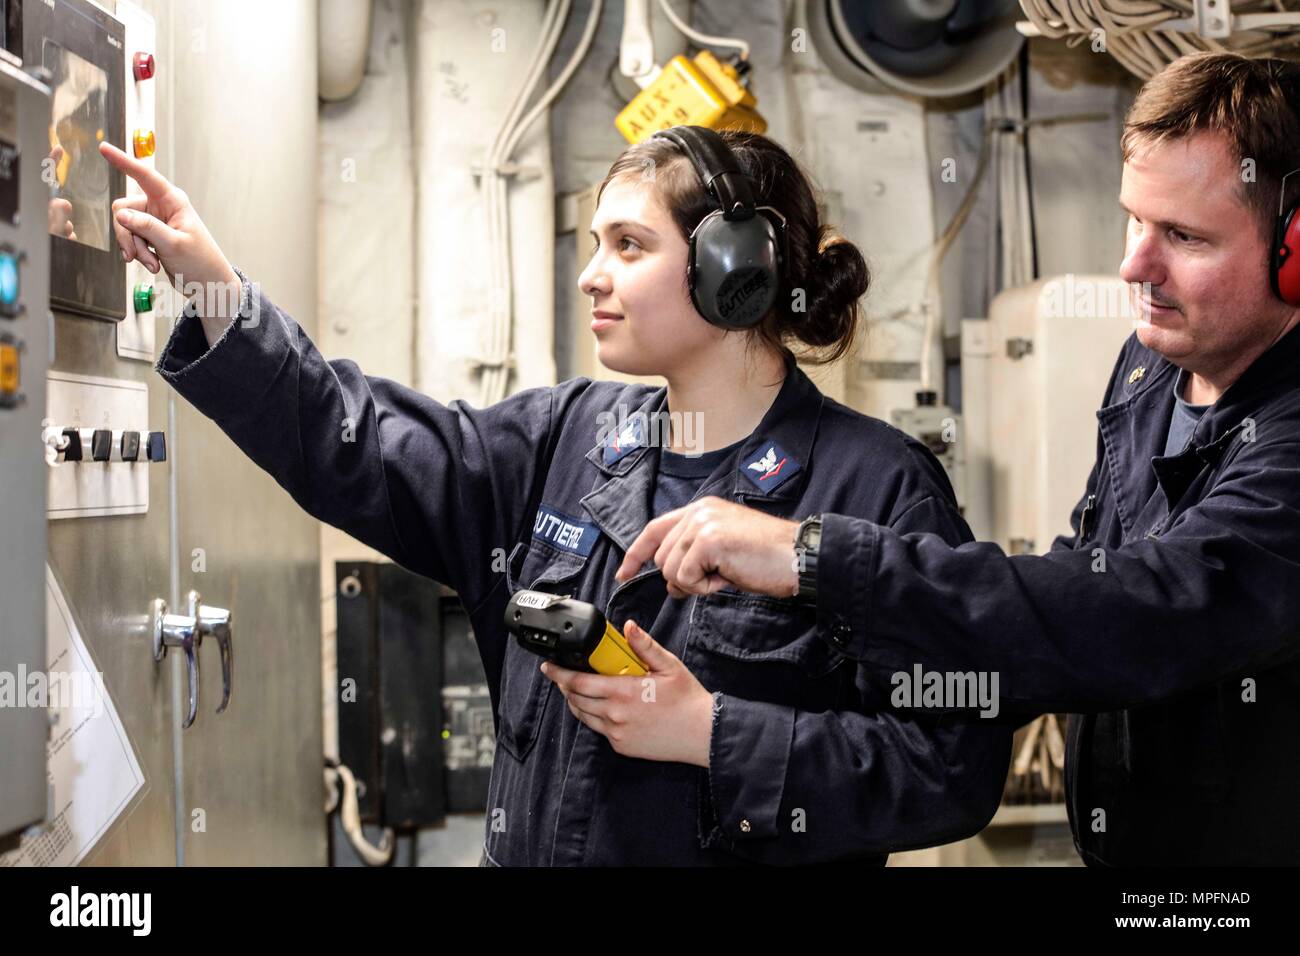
[615,53,766,144]
[1127,366,1145,385]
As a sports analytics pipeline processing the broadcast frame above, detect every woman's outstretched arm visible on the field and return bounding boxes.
[100,141,575,624]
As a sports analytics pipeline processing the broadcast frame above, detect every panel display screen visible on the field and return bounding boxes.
[44,39,109,252]
[21,0,129,321]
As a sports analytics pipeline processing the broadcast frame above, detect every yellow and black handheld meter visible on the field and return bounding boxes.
[504,590,648,676]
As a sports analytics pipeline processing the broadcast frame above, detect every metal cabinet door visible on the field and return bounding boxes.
[164,0,325,866]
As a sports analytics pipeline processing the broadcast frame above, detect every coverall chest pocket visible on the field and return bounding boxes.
[497,540,589,761]
[684,591,849,710]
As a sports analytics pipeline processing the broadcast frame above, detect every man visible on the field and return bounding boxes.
[617,52,1300,865]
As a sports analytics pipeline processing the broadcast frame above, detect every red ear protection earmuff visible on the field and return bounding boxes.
[1271,190,1300,307]
[1268,62,1300,306]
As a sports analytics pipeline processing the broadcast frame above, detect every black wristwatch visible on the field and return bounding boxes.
[794,514,822,601]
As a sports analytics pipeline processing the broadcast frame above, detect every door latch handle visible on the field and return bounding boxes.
[151,597,200,729]
[150,591,235,727]
[196,598,233,713]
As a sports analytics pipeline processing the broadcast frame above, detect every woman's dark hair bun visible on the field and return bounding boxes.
[795,233,869,361]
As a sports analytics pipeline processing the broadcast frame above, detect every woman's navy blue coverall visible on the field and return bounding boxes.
[155,272,1012,865]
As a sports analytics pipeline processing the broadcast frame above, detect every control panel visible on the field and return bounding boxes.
[28,0,161,519]
[0,50,51,848]
[43,369,163,518]
[2,0,162,848]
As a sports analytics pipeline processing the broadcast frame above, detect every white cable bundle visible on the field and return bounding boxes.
[479,0,605,406]
[476,0,748,405]
[1020,0,1300,79]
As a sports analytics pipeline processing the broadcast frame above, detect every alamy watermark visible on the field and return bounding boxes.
[50,886,150,936]
[0,666,106,719]
[890,664,1000,718]
[1041,274,1153,321]
[596,403,706,456]
[174,272,262,329]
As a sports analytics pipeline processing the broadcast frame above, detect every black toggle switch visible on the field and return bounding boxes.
[121,430,141,462]
[146,431,166,462]
[61,427,82,461]
[91,429,113,462]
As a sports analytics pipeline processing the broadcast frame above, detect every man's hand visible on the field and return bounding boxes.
[615,496,801,599]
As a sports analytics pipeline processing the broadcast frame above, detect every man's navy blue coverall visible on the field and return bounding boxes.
[816,326,1300,864]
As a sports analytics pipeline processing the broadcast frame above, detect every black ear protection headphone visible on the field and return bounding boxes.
[649,126,789,329]
[1268,63,1300,306]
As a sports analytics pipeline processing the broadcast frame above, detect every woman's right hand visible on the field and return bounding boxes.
[99,141,239,300]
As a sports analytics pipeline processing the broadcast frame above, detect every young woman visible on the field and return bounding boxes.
[100,126,1009,866]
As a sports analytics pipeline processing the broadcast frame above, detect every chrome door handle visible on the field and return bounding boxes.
[150,590,235,728]
[194,593,233,713]
[151,597,200,729]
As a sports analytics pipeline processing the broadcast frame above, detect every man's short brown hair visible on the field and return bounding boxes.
[1121,52,1300,241]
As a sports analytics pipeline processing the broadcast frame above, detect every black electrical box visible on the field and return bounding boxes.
[334,562,493,833]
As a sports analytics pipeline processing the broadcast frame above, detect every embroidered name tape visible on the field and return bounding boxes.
[532,504,598,556]
[739,441,802,493]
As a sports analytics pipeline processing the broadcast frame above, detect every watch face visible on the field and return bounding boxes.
[806,526,821,551]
